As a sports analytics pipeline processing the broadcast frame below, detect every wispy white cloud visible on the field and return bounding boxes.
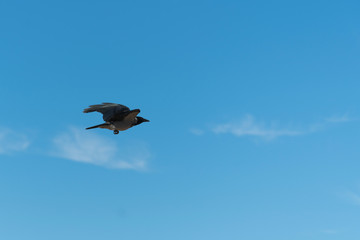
[0,128,30,154]
[321,229,338,235]
[192,113,355,140]
[52,128,149,170]
[344,191,360,206]
[325,114,353,123]
[211,115,302,140]
[189,128,205,136]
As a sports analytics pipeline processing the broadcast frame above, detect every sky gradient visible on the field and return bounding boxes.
[1,0,360,239]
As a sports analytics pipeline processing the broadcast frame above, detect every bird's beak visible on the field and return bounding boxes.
[144,118,150,122]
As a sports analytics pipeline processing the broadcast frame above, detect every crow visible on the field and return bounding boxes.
[83,103,149,134]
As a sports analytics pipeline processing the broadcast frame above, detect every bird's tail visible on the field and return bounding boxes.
[85,123,111,130]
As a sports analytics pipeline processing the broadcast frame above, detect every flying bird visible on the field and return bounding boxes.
[83,103,149,134]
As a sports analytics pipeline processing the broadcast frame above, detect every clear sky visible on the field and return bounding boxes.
[1,0,360,239]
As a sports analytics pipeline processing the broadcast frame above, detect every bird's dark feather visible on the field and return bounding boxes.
[83,103,140,122]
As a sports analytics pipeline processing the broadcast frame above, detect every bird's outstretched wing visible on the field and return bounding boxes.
[83,103,133,122]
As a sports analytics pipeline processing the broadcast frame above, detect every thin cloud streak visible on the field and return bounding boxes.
[53,128,149,170]
[201,113,355,140]
[0,128,30,154]
[325,114,352,123]
[212,115,302,140]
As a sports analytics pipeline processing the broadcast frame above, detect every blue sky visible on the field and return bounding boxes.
[1,0,360,239]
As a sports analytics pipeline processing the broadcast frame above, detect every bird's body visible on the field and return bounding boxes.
[112,120,134,131]
[83,103,149,134]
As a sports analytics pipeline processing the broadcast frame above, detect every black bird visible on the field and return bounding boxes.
[83,103,149,134]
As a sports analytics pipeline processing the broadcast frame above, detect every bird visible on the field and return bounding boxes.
[83,102,149,134]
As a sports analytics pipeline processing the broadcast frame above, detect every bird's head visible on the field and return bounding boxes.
[135,116,150,125]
